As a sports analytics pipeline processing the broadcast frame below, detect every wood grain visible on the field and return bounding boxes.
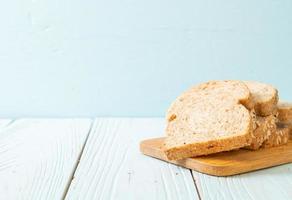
[0,119,12,128]
[192,164,292,200]
[65,118,199,200]
[0,119,92,200]
[140,137,292,176]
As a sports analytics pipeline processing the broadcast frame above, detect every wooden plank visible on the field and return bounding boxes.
[65,118,199,200]
[140,137,292,176]
[0,119,92,200]
[192,163,292,200]
[0,119,12,129]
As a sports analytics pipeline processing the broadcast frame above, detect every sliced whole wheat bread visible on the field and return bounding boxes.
[245,114,277,150]
[164,80,253,160]
[244,81,278,116]
[262,123,289,148]
[243,81,279,150]
[254,102,292,149]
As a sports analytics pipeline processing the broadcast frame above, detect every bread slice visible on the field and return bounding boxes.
[244,81,278,116]
[245,114,277,150]
[278,102,292,123]
[164,80,253,160]
[262,123,289,148]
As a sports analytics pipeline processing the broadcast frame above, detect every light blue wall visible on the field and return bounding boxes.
[0,0,292,117]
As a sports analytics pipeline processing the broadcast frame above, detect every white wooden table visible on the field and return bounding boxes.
[0,118,291,200]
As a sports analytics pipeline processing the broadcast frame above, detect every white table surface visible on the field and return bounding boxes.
[0,118,291,200]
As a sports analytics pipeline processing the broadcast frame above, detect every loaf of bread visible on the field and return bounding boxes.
[164,80,253,160]
[163,80,289,160]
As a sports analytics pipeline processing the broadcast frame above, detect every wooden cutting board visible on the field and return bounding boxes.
[140,137,292,176]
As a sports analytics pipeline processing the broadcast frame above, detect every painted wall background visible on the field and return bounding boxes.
[0,0,291,117]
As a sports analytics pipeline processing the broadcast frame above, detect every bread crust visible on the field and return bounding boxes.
[262,124,289,148]
[244,114,277,150]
